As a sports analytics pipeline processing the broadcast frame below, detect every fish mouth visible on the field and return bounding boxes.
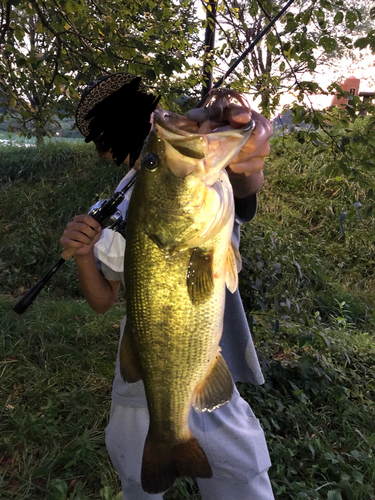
[153,108,255,180]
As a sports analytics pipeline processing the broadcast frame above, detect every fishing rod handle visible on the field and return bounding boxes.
[14,208,104,314]
[13,258,66,314]
[60,247,76,261]
[59,190,128,261]
[13,205,113,315]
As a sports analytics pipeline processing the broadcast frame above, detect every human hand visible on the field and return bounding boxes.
[59,215,102,259]
[187,95,273,196]
[227,108,272,176]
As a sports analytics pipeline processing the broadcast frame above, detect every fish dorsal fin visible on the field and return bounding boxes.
[225,241,241,293]
[192,352,234,412]
[187,248,214,305]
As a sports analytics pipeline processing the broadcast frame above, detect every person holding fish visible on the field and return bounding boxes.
[60,74,274,500]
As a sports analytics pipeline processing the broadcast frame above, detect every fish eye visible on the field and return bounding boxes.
[143,152,159,171]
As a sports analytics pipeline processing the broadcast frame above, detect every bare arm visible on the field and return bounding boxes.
[228,168,264,198]
[60,214,121,314]
[75,251,120,314]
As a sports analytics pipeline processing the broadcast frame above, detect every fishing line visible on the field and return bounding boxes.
[195,0,298,108]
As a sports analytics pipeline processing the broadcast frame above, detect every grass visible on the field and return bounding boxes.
[1,135,375,499]
[0,296,124,499]
[0,132,81,146]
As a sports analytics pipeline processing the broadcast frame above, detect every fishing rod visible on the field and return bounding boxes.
[195,0,297,108]
[13,0,296,314]
[13,174,137,314]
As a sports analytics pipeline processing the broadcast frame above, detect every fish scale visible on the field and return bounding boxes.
[126,225,225,440]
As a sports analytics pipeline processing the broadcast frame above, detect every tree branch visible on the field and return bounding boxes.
[0,0,12,46]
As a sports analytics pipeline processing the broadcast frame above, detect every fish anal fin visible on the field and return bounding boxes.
[119,323,142,383]
[193,352,234,412]
[187,247,214,305]
[225,241,241,293]
[141,433,212,494]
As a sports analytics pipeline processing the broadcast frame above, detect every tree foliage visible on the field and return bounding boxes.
[211,0,374,115]
[0,0,201,142]
[0,0,374,141]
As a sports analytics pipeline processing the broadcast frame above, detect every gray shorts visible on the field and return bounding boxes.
[105,383,274,500]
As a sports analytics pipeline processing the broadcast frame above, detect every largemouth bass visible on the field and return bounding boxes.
[120,100,254,494]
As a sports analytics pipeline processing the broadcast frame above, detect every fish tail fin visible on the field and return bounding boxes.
[141,433,177,494]
[141,432,212,494]
[172,435,213,479]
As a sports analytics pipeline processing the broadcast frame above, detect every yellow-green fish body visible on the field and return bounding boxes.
[120,107,254,493]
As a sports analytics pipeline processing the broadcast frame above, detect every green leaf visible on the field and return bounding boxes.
[345,10,357,29]
[14,28,26,41]
[301,10,311,25]
[368,433,375,447]
[248,0,258,17]
[100,486,114,500]
[327,491,343,500]
[333,11,344,25]
[354,36,370,49]
[162,62,174,77]
[351,470,363,484]
[314,9,325,24]
[256,297,266,311]
[320,36,337,52]
[51,478,68,500]
[65,0,75,14]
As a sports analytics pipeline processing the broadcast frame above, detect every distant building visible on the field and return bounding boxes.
[330,75,361,107]
[358,91,375,102]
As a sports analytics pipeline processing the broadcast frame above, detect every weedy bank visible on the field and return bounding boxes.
[1,137,374,499]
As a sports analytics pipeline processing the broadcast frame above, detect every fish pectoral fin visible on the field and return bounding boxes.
[187,247,214,305]
[225,241,241,293]
[119,323,142,383]
[192,352,234,412]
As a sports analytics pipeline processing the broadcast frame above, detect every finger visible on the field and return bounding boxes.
[236,113,272,157]
[66,221,99,239]
[59,236,84,260]
[233,139,270,162]
[72,214,102,231]
[250,110,273,141]
[198,121,214,134]
[240,133,271,157]
[59,236,85,250]
[63,229,94,246]
[187,108,209,123]
[228,158,265,176]
[225,104,252,128]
